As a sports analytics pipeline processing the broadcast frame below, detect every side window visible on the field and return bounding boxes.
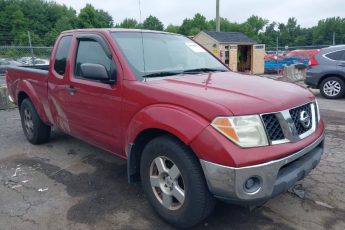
[54,36,72,75]
[74,40,114,79]
[325,50,345,61]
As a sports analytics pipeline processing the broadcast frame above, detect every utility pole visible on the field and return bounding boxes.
[216,0,220,32]
[333,32,336,45]
[27,31,35,66]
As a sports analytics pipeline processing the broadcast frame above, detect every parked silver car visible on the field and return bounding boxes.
[305,45,345,99]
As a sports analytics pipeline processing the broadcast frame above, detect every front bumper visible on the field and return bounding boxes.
[200,133,324,206]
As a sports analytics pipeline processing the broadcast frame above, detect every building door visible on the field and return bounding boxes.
[238,45,252,73]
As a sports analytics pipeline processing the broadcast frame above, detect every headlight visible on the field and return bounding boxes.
[211,115,268,148]
[315,99,321,122]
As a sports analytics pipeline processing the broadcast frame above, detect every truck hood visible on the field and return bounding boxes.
[147,72,315,115]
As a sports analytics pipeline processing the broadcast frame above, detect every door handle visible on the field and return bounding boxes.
[338,63,345,67]
[65,85,77,94]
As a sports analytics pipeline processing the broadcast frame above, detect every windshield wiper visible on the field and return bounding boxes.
[141,68,228,78]
[142,71,182,78]
[182,68,228,74]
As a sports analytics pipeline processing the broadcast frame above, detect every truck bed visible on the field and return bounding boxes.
[6,65,49,112]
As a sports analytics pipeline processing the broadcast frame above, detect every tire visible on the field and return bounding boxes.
[140,135,215,229]
[320,76,345,99]
[20,98,51,144]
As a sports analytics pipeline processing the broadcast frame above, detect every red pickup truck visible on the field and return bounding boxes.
[6,29,325,228]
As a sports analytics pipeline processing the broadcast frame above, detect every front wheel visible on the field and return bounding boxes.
[140,135,215,228]
[320,77,345,99]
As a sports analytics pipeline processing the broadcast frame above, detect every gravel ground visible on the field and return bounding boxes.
[0,85,345,229]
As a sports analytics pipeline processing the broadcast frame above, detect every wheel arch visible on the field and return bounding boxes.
[126,105,210,183]
[127,128,208,183]
[18,91,29,108]
[318,73,345,87]
[127,128,170,183]
[16,81,50,124]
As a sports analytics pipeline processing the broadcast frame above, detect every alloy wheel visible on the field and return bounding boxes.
[23,108,34,139]
[149,156,185,210]
[323,80,341,97]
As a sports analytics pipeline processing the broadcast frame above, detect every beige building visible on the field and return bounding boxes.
[194,31,265,74]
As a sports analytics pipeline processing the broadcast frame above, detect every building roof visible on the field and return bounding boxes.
[203,31,256,44]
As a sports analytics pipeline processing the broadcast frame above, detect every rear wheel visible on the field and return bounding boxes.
[20,98,51,144]
[320,77,345,99]
[140,135,215,228]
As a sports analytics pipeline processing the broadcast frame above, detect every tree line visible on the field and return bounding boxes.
[0,0,344,47]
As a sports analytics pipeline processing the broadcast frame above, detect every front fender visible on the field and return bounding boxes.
[126,104,210,153]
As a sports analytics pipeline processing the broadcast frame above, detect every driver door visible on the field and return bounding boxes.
[66,34,123,154]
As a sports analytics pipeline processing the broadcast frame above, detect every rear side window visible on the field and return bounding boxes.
[325,50,345,61]
[74,40,114,77]
[54,36,72,75]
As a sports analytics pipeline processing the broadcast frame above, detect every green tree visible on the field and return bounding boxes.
[142,15,164,31]
[312,17,345,45]
[208,18,241,32]
[78,4,113,28]
[246,15,268,35]
[258,22,279,47]
[116,18,139,28]
[0,1,344,48]
[179,18,193,35]
[0,0,80,45]
[43,16,75,45]
[277,18,301,46]
[165,24,180,33]
[0,2,28,45]
[95,9,113,27]
[244,15,269,40]
[179,13,210,36]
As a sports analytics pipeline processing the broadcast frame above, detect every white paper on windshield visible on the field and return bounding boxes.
[185,42,206,53]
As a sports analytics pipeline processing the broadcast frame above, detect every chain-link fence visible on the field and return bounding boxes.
[0,46,52,66]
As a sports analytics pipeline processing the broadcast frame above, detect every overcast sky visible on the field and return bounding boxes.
[55,0,344,28]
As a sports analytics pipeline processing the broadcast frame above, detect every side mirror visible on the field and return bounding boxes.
[80,63,109,81]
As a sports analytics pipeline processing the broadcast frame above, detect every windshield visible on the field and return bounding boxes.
[111,32,228,80]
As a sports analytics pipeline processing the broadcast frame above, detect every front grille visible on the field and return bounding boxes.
[261,102,316,145]
[289,103,312,135]
[262,114,285,141]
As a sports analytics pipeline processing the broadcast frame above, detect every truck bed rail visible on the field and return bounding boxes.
[7,65,49,75]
